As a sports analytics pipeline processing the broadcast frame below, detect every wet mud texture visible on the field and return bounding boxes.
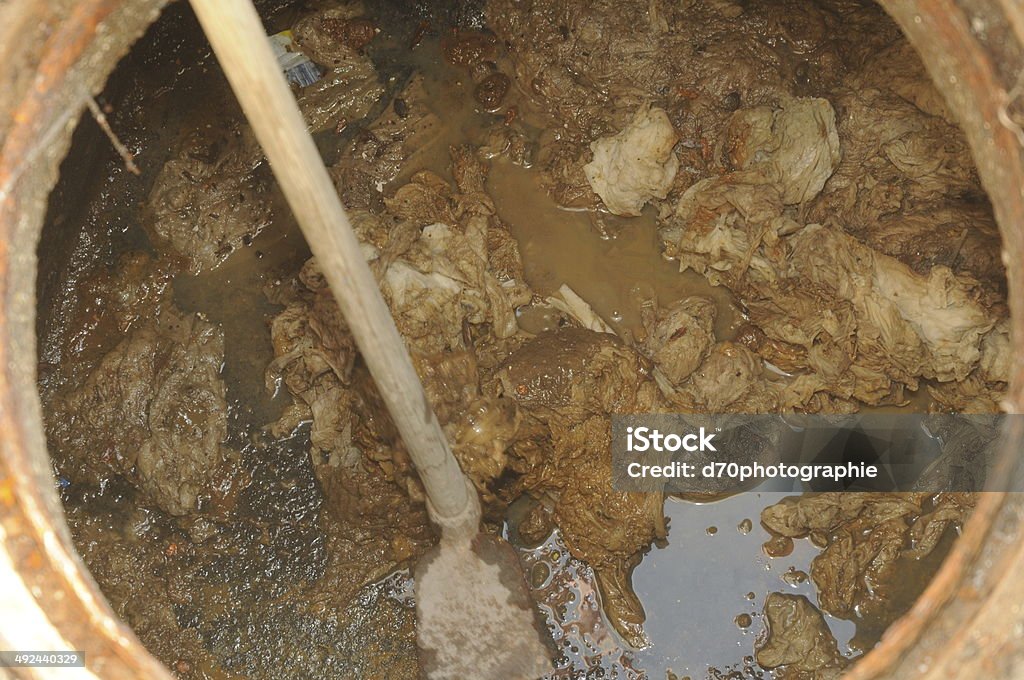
[37,0,1002,678]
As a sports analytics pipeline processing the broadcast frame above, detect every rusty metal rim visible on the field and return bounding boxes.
[1,1,1023,678]
[0,1,174,678]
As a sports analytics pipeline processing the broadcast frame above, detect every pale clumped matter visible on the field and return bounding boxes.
[584,106,679,216]
[756,593,847,679]
[662,97,1004,408]
[760,492,975,621]
[146,125,271,274]
[480,1,1003,674]
[489,0,1007,412]
[45,0,1012,676]
[721,97,840,205]
[146,5,383,274]
[493,329,669,646]
[47,258,232,517]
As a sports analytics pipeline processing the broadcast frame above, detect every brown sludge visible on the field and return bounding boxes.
[36,0,1005,677]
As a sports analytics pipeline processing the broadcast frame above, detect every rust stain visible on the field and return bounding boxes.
[0,2,176,679]
[25,550,43,571]
[843,3,1024,675]
[0,0,121,203]
[0,477,14,507]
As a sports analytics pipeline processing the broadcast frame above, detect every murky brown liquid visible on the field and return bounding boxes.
[375,34,742,342]
[489,161,741,340]
[173,192,309,425]
[36,4,955,679]
[377,35,947,680]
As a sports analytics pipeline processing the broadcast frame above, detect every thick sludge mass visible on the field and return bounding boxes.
[36,0,1003,678]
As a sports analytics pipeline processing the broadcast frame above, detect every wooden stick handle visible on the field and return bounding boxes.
[188,0,474,523]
